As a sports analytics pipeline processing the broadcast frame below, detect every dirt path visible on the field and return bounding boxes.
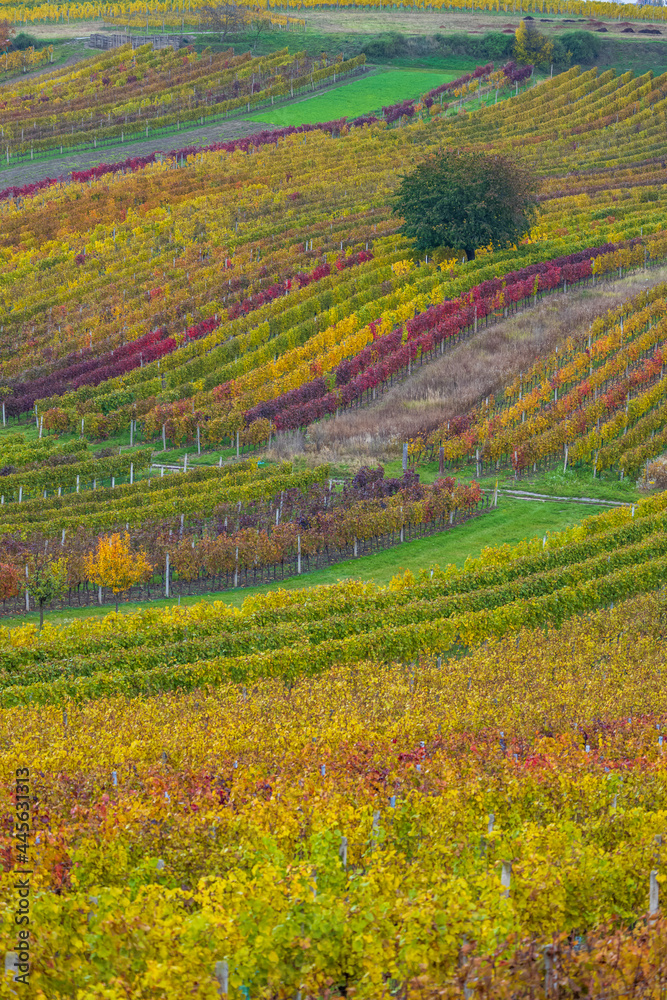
[0,118,274,189]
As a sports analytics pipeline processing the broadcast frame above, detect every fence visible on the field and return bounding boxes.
[0,498,491,619]
[0,57,367,169]
[88,32,187,51]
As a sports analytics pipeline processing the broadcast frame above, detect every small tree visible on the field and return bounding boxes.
[0,20,15,53]
[0,562,21,605]
[25,555,68,630]
[200,3,247,39]
[85,533,152,613]
[514,20,554,69]
[392,150,537,262]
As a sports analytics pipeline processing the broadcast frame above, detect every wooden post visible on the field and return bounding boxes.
[130,464,134,485]
[183,453,188,473]
[214,959,229,996]
[162,424,167,451]
[402,442,408,473]
[236,430,240,459]
[130,420,134,447]
[563,443,568,473]
[501,861,512,897]
[297,535,301,574]
[24,565,29,612]
[439,446,444,475]
[197,425,201,455]
[650,870,660,915]
[165,553,170,598]
[339,835,348,870]
[1,401,4,427]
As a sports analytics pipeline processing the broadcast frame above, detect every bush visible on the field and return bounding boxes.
[10,32,40,51]
[361,33,407,60]
[560,31,601,64]
[434,32,514,62]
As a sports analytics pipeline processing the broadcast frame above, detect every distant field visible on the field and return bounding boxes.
[248,67,458,126]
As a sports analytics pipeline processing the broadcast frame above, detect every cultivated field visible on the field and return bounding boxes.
[1,3,667,996]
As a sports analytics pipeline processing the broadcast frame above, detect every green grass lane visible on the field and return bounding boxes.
[248,68,459,126]
[0,497,607,630]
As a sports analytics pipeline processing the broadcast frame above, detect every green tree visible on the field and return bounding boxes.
[392,150,536,261]
[25,555,68,630]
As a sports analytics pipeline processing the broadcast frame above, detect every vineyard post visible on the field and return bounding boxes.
[234,548,239,588]
[18,486,22,503]
[162,424,167,451]
[165,554,170,598]
[1,402,4,427]
[98,585,103,606]
[563,444,568,473]
[184,453,188,473]
[501,861,512,898]
[236,430,240,459]
[130,420,134,447]
[214,959,229,996]
[493,480,498,507]
[354,536,358,558]
[4,953,19,983]
[24,565,29,612]
[649,870,659,915]
[402,442,408,473]
[297,535,301,574]
[197,425,201,455]
[544,946,555,995]
[130,464,134,485]
[76,476,80,494]
[474,305,478,334]
[371,810,380,852]
[439,446,444,474]
[39,415,43,439]
[339,835,348,870]
[81,417,85,437]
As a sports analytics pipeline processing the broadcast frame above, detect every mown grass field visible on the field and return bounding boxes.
[248,67,460,125]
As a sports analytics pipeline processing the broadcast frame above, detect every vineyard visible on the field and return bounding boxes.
[1,507,667,994]
[0,44,365,158]
[2,5,667,993]
[4,0,667,29]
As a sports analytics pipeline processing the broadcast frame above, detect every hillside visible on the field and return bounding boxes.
[2,2,667,994]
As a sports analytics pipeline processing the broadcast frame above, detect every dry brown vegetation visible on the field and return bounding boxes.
[273,267,667,469]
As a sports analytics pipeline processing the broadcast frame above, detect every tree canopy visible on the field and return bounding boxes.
[514,19,554,69]
[392,150,537,261]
